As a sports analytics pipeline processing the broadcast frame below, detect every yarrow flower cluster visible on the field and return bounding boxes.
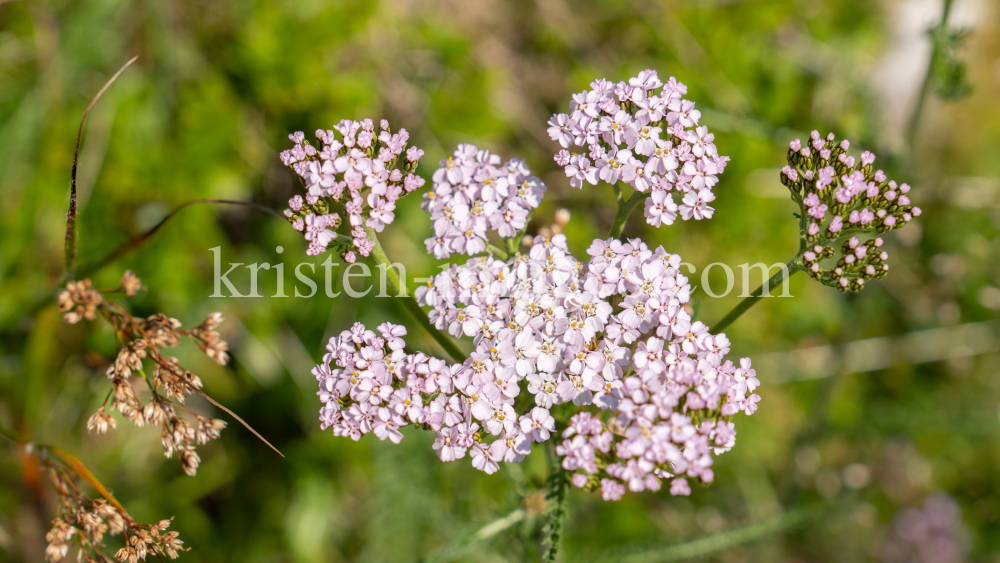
[780,131,922,292]
[315,322,524,467]
[422,144,547,259]
[280,119,426,261]
[547,69,730,228]
[314,234,761,500]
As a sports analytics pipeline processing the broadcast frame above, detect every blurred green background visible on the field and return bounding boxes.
[1,0,999,561]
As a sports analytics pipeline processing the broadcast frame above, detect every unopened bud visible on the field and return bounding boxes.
[555,208,571,227]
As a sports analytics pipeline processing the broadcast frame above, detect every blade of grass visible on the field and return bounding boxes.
[65,55,138,277]
[48,446,131,516]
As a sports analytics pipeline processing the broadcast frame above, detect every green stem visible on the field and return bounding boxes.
[365,227,466,363]
[711,255,804,334]
[486,243,510,261]
[507,210,535,255]
[607,190,645,239]
[906,0,954,150]
[540,442,569,563]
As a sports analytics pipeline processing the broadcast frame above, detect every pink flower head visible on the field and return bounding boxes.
[548,70,727,228]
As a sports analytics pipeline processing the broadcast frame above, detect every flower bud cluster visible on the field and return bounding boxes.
[800,236,891,292]
[280,119,426,262]
[422,144,547,259]
[312,235,760,500]
[547,70,729,227]
[780,131,921,292]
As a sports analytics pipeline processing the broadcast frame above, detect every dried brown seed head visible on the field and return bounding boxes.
[119,270,146,297]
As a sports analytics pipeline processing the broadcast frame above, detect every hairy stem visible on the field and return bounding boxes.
[711,255,804,334]
[365,227,467,362]
[607,190,645,239]
[540,443,569,563]
[506,210,535,255]
[65,56,139,277]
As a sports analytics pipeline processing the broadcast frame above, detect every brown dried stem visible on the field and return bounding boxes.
[75,198,283,280]
[147,351,284,458]
[193,389,285,458]
[47,446,131,518]
[11,198,282,326]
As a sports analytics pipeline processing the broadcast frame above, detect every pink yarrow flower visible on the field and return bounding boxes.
[280,119,424,261]
[548,70,728,229]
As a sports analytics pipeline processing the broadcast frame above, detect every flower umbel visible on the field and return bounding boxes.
[881,495,969,563]
[280,119,425,262]
[781,131,922,292]
[315,235,759,500]
[548,69,730,228]
[423,143,547,259]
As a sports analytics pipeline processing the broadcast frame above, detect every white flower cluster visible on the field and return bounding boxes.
[547,69,730,228]
[408,234,759,498]
[422,144,547,259]
[308,117,760,502]
[314,322,543,473]
[280,119,426,262]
